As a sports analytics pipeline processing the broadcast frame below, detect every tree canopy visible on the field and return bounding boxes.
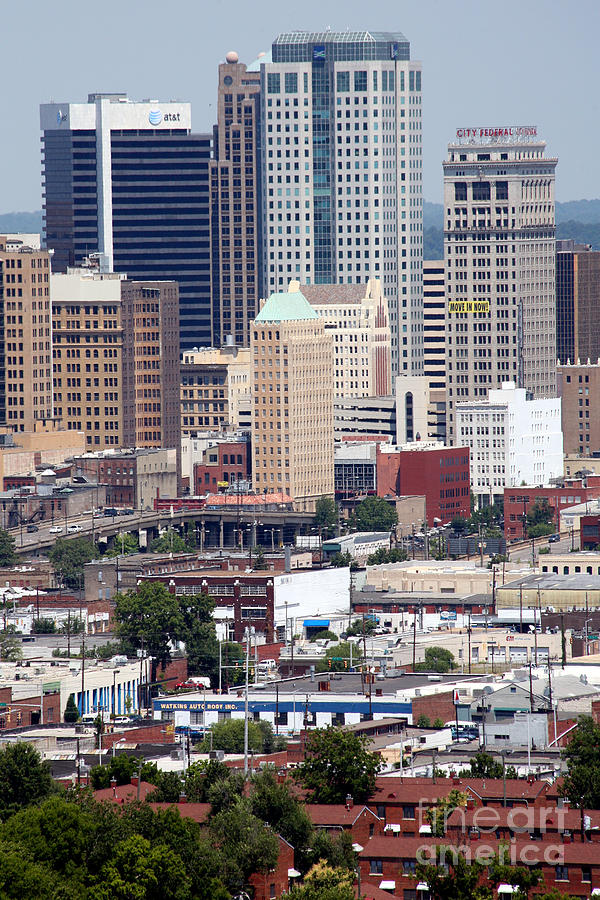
[48,536,98,589]
[197,718,285,755]
[366,546,407,565]
[114,581,184,666]
[295,726,381,804]
[354,496,397,532]
[0,744,55,822]
[150,530,193,555]
[105,532,139,557]
[0,530,18,567]
[314,496,337,535]
[562,715,600,812]
[414,646,456,674]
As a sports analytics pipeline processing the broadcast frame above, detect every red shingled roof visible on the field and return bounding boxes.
[94,781,155,803]
[306,804,381,827]
[149,802,211,823]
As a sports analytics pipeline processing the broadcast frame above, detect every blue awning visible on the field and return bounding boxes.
[303,619,330,628]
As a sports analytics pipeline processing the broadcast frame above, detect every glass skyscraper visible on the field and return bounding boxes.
[260,31,423,374]
[40,93,212,350]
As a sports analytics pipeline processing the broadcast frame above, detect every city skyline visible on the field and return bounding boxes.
[1,0,598,212]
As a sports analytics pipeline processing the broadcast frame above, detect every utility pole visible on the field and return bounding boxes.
[468,610,472,675]
[560,613,566,669]
[519,585,523,634]
[243,626,251,776]
[67,611,71,659]
[81,631,86,717]
[529,662,534,713]
[412,606,417,670]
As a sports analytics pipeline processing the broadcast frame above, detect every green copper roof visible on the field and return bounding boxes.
[255,290,319,323]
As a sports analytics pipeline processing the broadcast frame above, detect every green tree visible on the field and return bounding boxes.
[304,829,356,873]
[346,617,376,637]
[414,646,457,674]
[467,751,504,779]
[287,862,355,900]
[417,714,431,728]
[528,522,554,538]
[315,640,362,673]
[0,743,54,821]
[178,592,218,683]
[250,767,313,864]
[183,759,231,803]
[89,754,158,790]
[64,694,79,723]
[329,550,354,568]
[199,718,263,754]
[0,839,63,899]
[433,717,444,728]
[0,631,22,661]
[90,833,192,900]
[366,546,408,565]
[354,496,397,532]
[48,536,98,590]
[451,515,469,534]
[106,532,139,557]
[31,617,56,634]
[314,496,337,536]
[146,771,184,803]
[310,629,338,642]
[209,796,279,894]
[114,581,184,666]
[426,789,468,836]
[562,715,600,814]
[252,545,268,570]
[0,530,18,567]
[220,641,245,688]
[295,726,381,804]
[149,530,192,555]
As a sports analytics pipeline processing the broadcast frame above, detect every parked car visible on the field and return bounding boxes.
[26,524,39,533]
[49,525,63,534]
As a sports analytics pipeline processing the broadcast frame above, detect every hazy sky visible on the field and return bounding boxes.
[2,0,598,211]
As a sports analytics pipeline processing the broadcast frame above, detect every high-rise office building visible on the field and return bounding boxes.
[40,94,211,349]
[443,126,557,442]
[52,268,180,466]
[251,286,334,506]
[260,30,423,375]
[423,260,445,389]
[210,53,262,347]
[556,239,600,364]
[0,236,53,431]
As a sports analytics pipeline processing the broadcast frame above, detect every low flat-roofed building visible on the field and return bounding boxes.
[497,571,600,611]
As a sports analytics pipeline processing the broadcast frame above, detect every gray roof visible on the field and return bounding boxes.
[500,573,600,591]
[273,30,408,44]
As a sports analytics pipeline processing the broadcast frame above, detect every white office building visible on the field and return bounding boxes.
[260,30,423,375]
[456,381,563,506]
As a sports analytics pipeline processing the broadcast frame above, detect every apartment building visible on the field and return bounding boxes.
[0,236,53,431]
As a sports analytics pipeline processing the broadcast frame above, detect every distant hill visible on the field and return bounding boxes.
[423,201,600,259]
[0,211,43,234]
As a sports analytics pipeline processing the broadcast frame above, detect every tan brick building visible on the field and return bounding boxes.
[300,278,392,399]
[252,286,334,508]
[558,360,600,455]
[52,270,180,467]
[180,345,251,436]
[0,236,53,431]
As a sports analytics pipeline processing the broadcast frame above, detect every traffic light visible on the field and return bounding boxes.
[328,659,332,668]
[344,660,348,669]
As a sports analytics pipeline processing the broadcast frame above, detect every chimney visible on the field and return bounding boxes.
[346,794,354,810]
[131,776,138,786]
[179,792,187,804]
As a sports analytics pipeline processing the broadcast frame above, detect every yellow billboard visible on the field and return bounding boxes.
[448,300,490,314]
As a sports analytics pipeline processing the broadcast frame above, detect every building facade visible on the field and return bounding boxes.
[51,268,125,447]
[251,286,333,507]
[301,278,391,397]
[377,441,470,525]
[73,447,177,508]
[210,53,262,347]
[557,360,600,455]
[120,280,180,460]
[503,475,600,539]
[456,381,563,506]
[443,126,558,442]
[41,93,211,348]
[180,345,251,436]
[0,237,53,431]
[52,270,180,459]
[260,30,423,375]
[423,259,446,389]
[556,240,600,364]
[193,438,250,494]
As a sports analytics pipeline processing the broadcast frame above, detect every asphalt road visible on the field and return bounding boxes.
[8,509,157,552]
